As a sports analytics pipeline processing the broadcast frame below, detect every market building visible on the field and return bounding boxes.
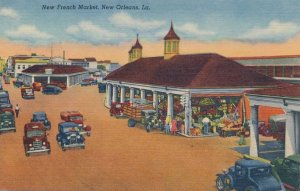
[20,65,89,87]
[105,23,284,137]
[247,85,300,157]
[232,55,300,84]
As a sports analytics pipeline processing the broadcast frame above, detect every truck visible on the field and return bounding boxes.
[23,122,51,157]
[60,111,91,136]
[56,122,85,151]
[272,154,300,191]
[31,111,51,130]
[0,90,12,109]
[0,108,16,134]
[270,114,285,144]
[123,103,163,132]
[21,86,35,99]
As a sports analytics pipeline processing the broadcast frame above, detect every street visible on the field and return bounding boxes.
[0,81,241,191]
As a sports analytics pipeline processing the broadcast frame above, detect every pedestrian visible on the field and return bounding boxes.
[171,119,177,135]
[202,117,210,135]
[165,115,171,134]
[15,104,20,118]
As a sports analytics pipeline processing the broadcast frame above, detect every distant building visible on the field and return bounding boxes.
[67,58,89,68]
[232,55,300,84]
[49,57,68,65]
[0,57,6,73]
[7,54,49,77]
[21,65,89,87]
[97,60,120,73]
[84,57,97,69]
[15,57,49,78]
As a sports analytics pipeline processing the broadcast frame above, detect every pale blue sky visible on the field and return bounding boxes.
[1,0,300,45]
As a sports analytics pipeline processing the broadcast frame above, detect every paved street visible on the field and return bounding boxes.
[0,81,241,191]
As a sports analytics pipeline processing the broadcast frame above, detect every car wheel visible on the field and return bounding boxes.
[14,129,16,132]
[48,150,51,155]
[244,186,258,191]
[61,143,66,151]
[87,132,91,137]
[82,146,85,149]
[25,153,30,157]
[216,176,225,191]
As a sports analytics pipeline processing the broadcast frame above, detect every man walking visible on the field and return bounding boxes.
[15,104,20,118]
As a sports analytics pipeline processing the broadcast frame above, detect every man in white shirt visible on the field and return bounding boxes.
[202,117,210,135]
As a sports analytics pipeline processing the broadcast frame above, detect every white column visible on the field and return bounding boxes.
[120,86,125,103]
[31,76,34,84]
[66,76,70,87]
[106,84,112,107]
[130,88,134,104]
[295,112,300,153]
[167,93,173,118]
[112,85,117,103]
[141,89,145,100]
[184,94,191,135]
[47,76,50,84]
[285,110,296,157]
[249,105,259,157]
[153,91,158,109]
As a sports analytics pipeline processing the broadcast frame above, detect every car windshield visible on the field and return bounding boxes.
[250,167,271,178]
[63,126,80,133]
[69,116,83,121]
[0,97,9,103]
[27,130,45,138]
[34,114,46,121]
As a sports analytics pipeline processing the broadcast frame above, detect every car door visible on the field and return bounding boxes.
[278,159,298,186]
[235,165,248,190]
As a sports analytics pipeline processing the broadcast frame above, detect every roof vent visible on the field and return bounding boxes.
[45,68,53,74]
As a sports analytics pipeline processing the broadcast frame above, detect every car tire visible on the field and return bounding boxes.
[48,150,51,155]
[244,186,258,191]
[82,146,85,149]
[216,176,225,191]
[25,153,30,157]
[87,132,91,136]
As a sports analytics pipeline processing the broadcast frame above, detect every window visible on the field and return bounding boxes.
[17,65,20,69]
[167,41,171,52]
[22,65,25,69]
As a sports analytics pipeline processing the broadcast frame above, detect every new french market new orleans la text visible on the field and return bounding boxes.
[42,4,150,10]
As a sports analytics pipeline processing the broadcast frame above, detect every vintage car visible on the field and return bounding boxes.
[42,85,63,95]
[13,80,23,88]
[31,111,51,130]
[98,83,106,93]
[141,110,164,132]
[0,108,16,133]
[216,159,285,191]
[56,122,85,151]
[43,82,67,90]
[60,111,91,136]
[272,154,300,191]
[80,78,97,86]
[270,114,285,143]
[21,86,35,99]
[110,102,125,118]
[258,121,273,137]
[32,82,42,91]
[23,122,51,156]
[0,90,12,109]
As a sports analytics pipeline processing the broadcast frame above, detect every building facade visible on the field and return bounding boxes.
[105,23,284,137]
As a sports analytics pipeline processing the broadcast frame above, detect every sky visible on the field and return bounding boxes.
[1,0,300,63]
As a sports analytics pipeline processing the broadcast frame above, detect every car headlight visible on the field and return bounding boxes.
[29,144,32,147]
[42,142,46,145]
[79,124,83,126]
[0,122,3,125]
[8,122,11,124]
[77,135,80,139]
[45,120,48,123]
[67,136,70,140]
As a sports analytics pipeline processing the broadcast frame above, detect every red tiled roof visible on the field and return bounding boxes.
[231,55,300,60]
[246,84,300,99]
[22,65,87,74]
[85,57,97,62]
[106,53,284,89]
[164,22,180,40]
